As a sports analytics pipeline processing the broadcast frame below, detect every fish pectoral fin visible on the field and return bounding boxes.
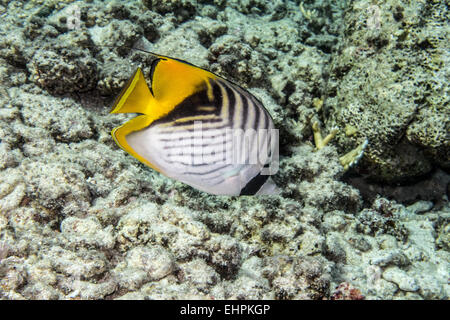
[110,68,153,115]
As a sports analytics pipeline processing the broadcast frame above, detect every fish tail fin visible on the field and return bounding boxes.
[110,68,153,114]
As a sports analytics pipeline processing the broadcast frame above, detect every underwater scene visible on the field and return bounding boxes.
[0,0,448,300]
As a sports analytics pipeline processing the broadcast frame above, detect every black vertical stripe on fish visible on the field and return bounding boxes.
[239,172,270,195]
[240,92,249,129]
[260,109,268,134]
[211,81,223,116]
[235,85,260,128]
[223,82,236,127]
[243,94,255,131]
[228,85,242,129]
[251,97,261,132]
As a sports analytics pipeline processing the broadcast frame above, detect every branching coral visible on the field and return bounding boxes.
[339,139,368,171]
[312,121,368,171]
[299,2,317,22]
[312,121,338,150]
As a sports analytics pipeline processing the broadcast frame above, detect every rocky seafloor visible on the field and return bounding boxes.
[0,0,448,300]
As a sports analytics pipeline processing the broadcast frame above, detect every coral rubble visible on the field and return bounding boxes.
[0,0,448,300]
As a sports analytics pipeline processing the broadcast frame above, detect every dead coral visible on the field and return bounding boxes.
[277,144,362,213]
[355,197,409,242]
[262,255,331,300]
[28,44,97,94]
[325,0,449,182]
[330,282,365,300]
[312,121,368,171]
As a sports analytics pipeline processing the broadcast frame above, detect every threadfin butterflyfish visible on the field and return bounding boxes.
[110,53,279,195]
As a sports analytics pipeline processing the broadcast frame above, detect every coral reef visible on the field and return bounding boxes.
[311,120,368,170]
[325,0,449,182]
[330,282,365,300]
[0,0,448,301]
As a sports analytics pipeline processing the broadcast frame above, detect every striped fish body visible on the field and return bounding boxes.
[110,55,279,195]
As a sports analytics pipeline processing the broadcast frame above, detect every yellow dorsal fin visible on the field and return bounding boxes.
[152,57,216,107]
[110,68,152,114]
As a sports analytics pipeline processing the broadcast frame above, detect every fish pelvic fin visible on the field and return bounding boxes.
[110,68,153,114]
